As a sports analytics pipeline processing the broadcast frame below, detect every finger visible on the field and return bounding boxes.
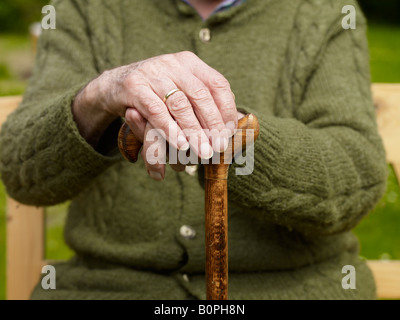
[173,74,230,153]
[237,111,246,120]
[168,144,188,172]
[149,81,214,159]
[125,107,146,143]
[129,86,189,152]
[142,122,166,181]
[186,59,238,137]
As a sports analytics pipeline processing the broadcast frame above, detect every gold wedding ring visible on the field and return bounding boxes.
[163,89,182,103]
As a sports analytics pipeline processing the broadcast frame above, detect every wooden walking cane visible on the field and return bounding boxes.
[118,114,259,300]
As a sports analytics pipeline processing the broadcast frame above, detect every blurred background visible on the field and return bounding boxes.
[0,0,399,300]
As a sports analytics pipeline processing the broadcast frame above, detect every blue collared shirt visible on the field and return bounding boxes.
[181,0,246,19]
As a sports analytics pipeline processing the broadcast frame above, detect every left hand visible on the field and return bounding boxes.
[129,110,245,180]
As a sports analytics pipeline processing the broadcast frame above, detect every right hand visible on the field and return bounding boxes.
[73,51,237,180]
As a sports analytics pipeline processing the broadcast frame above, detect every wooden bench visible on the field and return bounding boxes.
[1,84,400,300]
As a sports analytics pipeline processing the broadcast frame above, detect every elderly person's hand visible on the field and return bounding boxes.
[73,51,238,181]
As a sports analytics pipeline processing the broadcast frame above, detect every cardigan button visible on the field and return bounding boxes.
[185,165,198,176]
[180,225,196,239]
[182,274,190,283]
[199,28,211,43]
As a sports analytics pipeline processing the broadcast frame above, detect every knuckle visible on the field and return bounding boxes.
[206,118,223,130]
[168,95,191,113]
[191,87,211,103]
[221,104,237,119]
[156,54,168,62]
[157,53,176,65]
[209,75,230,90]
[178,51,196,59]
[147,102,164,117]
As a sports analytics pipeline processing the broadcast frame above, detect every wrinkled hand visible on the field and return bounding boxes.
[73,51,238,181]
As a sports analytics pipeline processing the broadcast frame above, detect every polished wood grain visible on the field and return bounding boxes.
[205,169,229,300]
[118,122,143,163]
[204,114,259,300]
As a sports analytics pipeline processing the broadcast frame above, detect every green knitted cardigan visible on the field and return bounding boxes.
[0,0,387,300]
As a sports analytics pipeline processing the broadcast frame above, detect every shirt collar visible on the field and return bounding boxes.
[181,0,246,20]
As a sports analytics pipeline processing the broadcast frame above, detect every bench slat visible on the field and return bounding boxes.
[0,96,22,127]
[6,198,45,300]
[373,84,400,164]
[367,261,400,299]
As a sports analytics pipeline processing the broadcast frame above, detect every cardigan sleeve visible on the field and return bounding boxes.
[226,3,387,236]
[0,0,122,206]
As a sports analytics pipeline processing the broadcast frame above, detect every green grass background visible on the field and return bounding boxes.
[0,22,400,300]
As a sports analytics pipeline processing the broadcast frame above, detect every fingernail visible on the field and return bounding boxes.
[214,136,229,153]
[180,143,190,152]
[149,171,164,181]
[178,135,190,151]
[226,121,236,137]
[200,143,214,160]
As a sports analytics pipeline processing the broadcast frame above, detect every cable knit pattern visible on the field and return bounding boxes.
[226,1,386,237]
[0,0,386,300]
